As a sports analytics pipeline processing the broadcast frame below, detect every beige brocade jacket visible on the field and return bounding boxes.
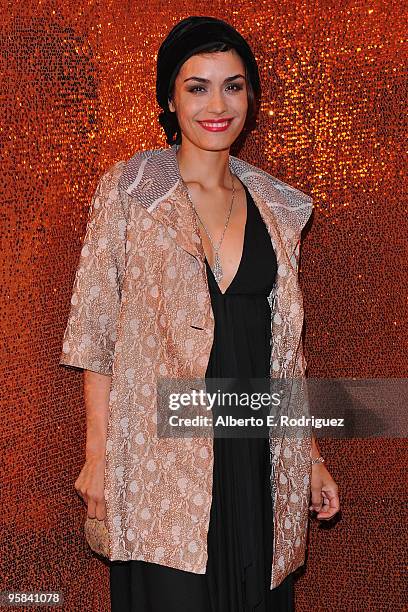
[59,144,314,589]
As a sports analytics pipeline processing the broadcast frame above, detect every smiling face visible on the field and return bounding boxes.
[168,48,249,151]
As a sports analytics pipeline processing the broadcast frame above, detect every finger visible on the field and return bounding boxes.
[87,499,97,519]
[76,488,88,505]
[317,508,338,519]
[321,496,330,510]
[317,497,340,519]
[324,493,340,512]
[322,487,339,501]
[95,499,107,521]
[318,506,334,517]
[310,488,323,511]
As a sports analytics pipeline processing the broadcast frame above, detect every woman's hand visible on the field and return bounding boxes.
[74,455,107,521]
[309,462,340,520]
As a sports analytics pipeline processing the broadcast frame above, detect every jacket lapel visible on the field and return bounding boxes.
[118,145,204,263]
[118,144,312,271]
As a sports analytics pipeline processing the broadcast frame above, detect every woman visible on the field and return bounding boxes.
[60,16,340,612]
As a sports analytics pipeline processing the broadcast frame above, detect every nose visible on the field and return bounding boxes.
[206,89,228,114]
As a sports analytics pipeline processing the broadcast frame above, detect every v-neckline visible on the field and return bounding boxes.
[205,184,249,296]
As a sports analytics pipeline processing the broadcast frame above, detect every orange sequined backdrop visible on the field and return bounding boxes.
[1,1,407,610]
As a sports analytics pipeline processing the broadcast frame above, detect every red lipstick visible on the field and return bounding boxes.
[197,118,234,132]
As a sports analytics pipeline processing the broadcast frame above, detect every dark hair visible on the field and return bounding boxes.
[158,42,260,146]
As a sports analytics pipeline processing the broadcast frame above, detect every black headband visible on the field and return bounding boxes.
[156,16,261,144]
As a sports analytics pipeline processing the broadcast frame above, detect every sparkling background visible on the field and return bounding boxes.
[1,1,407,610]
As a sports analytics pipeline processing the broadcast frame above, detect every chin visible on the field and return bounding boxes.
[195,133,243,151]
[200,142,234,153]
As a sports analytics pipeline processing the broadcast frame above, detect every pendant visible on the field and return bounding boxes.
[212,252,223,283]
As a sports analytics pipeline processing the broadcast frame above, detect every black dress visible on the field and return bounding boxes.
[110,182,295,611]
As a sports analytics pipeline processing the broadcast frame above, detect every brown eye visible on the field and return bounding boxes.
[188,86,206,93]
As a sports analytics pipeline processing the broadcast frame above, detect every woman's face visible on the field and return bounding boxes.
[168,49,249,151]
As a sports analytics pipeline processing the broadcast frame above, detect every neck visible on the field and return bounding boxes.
[175,140,233,190]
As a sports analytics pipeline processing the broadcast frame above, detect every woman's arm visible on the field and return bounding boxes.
[74,370,111,521]
[310,432,322,460]
[83,370,111,460]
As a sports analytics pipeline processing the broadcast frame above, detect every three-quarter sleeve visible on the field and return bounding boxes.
[59,163,127,376]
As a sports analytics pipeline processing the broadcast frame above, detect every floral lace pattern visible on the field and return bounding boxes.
[60,145,313,589]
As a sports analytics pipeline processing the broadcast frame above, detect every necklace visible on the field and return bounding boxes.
[183,173,236,283]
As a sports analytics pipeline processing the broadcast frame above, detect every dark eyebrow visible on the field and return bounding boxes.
[183,74,246,84]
